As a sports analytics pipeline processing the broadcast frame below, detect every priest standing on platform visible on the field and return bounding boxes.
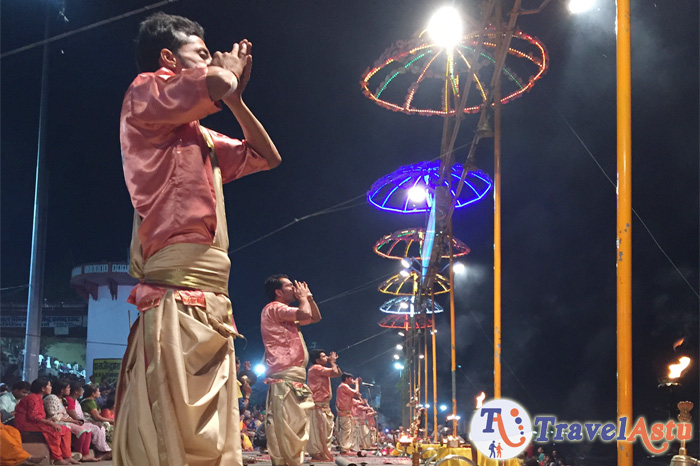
[306,349,342,462]
[261,276,321,466]
[115,12,281,466]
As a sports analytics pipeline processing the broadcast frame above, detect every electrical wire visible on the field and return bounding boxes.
[1,0,184,59]
[551,103,700,299]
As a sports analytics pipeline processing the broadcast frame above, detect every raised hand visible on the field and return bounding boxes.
[293,280,312,300]
[211,39,252,99]
[329,351,338,363]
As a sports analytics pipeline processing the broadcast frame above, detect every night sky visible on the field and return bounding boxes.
[2,0,698,457]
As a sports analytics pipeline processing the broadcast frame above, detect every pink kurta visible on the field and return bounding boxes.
[261,301,310,374]
[335,383,359,416]
[120,66,269,262]
[306,365,336,403]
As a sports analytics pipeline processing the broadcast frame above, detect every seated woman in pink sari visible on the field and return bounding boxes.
[65,384,111,460]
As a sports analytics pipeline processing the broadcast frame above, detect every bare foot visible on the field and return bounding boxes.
[52,460,71,465]
[81,456,100,462]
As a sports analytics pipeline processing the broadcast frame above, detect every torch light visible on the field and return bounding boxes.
[658,356,692,419]
[475,392,486,409]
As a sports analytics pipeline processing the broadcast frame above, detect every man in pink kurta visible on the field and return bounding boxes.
[114,12,281,466]
[335,374,361,454]
[261,276,322,466]
[306,349,341,461]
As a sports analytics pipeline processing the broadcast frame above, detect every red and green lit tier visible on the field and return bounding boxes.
[361,28,548,116]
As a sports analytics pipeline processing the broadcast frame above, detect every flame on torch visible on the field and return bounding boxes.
[668,356,691,379]
[476,392,486,409]
[673,337,685,351]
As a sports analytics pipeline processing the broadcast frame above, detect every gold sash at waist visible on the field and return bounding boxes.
[141,243,231,295]
[268,367,307,383]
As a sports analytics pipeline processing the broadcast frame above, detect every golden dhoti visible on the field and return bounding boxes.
[114,128,241,466]
[306,402,334,459]
[337,415,354,451]
[265,367,314,466]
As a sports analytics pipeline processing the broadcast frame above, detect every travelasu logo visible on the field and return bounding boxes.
[469,398,533,460]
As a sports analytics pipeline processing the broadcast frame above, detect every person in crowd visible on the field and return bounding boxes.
[0,422,44,465]
[114,11,281,466]
[43,381,98,462]
[80,385,113,444]
[306,349,341,462]
[261,275,321,466]
[0,381,30,424]
[335,373,361,455]
[14,379,78,465]
[65,384,110,460]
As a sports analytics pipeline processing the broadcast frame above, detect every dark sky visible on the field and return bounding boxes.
[2,0,698,451]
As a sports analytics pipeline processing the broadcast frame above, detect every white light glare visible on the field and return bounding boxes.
[439,404,448,412]
[393,354,401,360]
[568,0,595,14]
[396,344,404,350]
[427,6,463,49]
[399,269,410,278]
[394,362,405,370]
[453,262,466,275]
[398,331,405,336]
[399,302,409,310]
[254,364,266,376]
[400,258,412,268]
[407,186,427,203]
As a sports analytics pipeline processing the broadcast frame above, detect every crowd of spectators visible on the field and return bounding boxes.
[0,373,116,465]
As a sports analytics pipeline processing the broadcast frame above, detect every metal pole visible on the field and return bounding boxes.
[24,2,51,382]
[616,0,633,463]
[448,220,458,436]
[431,293,438,443]
[424,324,428,433]
[493,0,503,400]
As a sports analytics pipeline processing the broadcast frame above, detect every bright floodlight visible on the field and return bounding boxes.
[407,186,427,203]
[394,362,405,370]
[254,364,266,376]
[427,6,463,49]
[398,331,405,336]
[399,269,410,278]
[439,404,448,412]
[399,302,409,310]
[400,258,412,268]
[396,344,404,350]
[393,354,401,360]
[568,0,594,14]
[453,262,466,275]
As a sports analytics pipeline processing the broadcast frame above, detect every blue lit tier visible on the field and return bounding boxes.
[367,160,492,214]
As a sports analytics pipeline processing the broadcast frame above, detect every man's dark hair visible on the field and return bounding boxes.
[309,349,326,365]
[135,12,205,72]
[30,378,49,394]
[12,381,30,392]
[264,274,289,301]
[341,373,354,383]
